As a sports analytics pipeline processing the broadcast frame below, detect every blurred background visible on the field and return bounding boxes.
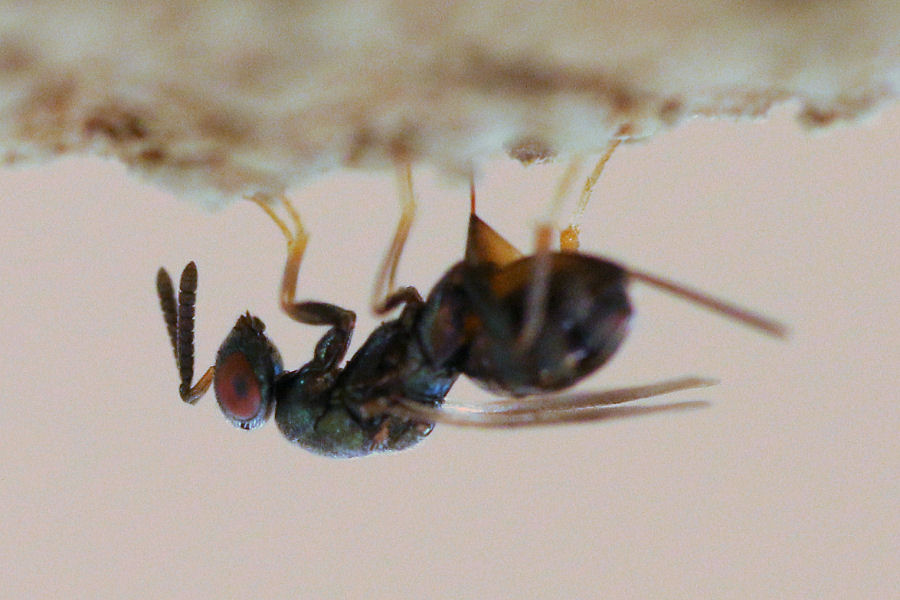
[0,102,897,598]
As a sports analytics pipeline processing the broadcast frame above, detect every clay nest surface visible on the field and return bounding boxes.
[0,1,897,206]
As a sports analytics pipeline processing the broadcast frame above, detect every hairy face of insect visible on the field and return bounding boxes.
[213,314,283,430]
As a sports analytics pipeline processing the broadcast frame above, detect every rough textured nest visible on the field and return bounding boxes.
[1,1,897,206]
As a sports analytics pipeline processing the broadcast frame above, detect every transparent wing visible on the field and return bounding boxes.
[384,376,714,428]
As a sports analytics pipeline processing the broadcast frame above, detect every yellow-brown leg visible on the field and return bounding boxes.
[249,193,354,328]
[516,156,585,349]
[560,139,621,252]
[371,161,421,314]
[248,194,311,318]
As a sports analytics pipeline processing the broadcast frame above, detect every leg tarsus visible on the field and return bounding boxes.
[371,161,417,314]
[561,139,621,251]
[248,193,296,244]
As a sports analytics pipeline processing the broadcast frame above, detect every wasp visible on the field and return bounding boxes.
[156,144,786,458]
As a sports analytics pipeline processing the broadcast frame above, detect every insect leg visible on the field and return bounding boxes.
[371,161,420,315]
[517,156,584,350]
[560,139,621,251]
[250,194,356,368]
[156,263,214,404]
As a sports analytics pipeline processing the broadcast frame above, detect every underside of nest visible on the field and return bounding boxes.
[1,1,897,206]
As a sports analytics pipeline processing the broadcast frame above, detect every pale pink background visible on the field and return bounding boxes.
[1,103,897,598]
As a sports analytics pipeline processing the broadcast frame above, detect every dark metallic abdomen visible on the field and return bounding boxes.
[420,253,632,397]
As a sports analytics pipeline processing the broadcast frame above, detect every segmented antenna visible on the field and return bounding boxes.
[156,268,179,364]
[176,262,199,400]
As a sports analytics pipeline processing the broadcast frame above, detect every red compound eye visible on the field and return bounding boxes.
[214,352,262,421]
